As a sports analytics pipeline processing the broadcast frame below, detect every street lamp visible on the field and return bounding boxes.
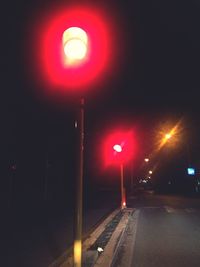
[113,144,126,209]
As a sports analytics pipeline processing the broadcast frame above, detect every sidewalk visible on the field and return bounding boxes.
[4,206,117,267]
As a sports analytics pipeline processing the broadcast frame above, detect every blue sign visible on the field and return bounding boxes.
[187,167,195,175]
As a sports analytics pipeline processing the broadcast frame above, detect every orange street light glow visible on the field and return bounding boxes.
[165,133,172,140]
[157,120,183,151]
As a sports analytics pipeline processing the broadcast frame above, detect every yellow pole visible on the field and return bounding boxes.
[74,98,84,267]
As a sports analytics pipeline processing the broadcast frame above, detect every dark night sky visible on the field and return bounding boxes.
[1,0,200,207]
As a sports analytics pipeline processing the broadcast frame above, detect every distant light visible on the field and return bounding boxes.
[165,133,172,140]
[11,164,17,171]
[113,144,122,153]
[144,158,149,162]
[149,170,153,174]
[142,180,147,183]
[187,167,195,175]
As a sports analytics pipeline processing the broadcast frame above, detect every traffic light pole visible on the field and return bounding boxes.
[120,163,124,209]
[130,162,134,194]
[74,98,84,267]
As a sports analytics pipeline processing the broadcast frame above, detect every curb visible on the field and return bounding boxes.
[49,208,119,267]
[110,209,134,267]
[93,208,134,267]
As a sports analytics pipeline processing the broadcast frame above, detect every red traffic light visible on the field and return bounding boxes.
[103,130,136,166]
[29,4,115,93]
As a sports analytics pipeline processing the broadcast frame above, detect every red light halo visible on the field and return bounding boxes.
[104,130,135,166]
[33,5,112,93]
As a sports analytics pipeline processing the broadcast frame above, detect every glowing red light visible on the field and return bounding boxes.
[113,144,122,153]
[103,130,136,166]
[30,5,113,93]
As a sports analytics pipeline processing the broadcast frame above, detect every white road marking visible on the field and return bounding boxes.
[143,206,162,209]
[185,208,196,213]
[164,206,176,213]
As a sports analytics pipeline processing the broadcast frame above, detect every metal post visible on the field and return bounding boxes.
[130,162,134,195]
[74,98,84,267]
[44,157,49,202]
[186,141,191,167]
[120,163,124,209]
[9,172,13,209]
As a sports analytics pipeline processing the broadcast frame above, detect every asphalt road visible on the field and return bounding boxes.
[126,193,200,267]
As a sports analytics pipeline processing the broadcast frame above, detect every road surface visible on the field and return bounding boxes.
[125,193,200,267]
